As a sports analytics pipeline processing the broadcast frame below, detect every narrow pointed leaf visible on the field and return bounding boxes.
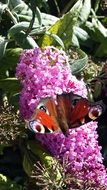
[70,48,88,74]
[36,7,42,26]
[79,0,91,24]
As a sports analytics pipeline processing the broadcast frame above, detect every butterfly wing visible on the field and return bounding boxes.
[70,98,90,124]
[56,93,90,133]
[28,98,60,133]
[27,92,105,135]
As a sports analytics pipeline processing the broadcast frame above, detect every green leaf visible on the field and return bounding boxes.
[74,26,90,41]
[39,7,79,49]
[72,33,80,47]
[12,0,58,26]
[23,151,33,176]
[79,0,91,24]
[45,31,65,48]
[28,140,55,167]
[17,13,58,27]
[27,140,62,182]
[13,31,38,49]
[0,37,8,61]
[39,0,83,49]
[8,22,37,38]
[0,48,22,79]
[12,1,31,16]
[84,19,107,44]
[87,10,107,43]
[8,0,24,10]
[70,0,82,16]
[69,48,88,74]
[0,78,20,95]
[28,140,50,157]
[92,17,107,42]
[29,27,46,35]
[94,0,101,12]
[36,7,42,26]
[0,2,7,21]
[84,21,95,34]
[40,13,58,26]
[95,42,107,57]
[25,1,41,38]
[74,26,92,47]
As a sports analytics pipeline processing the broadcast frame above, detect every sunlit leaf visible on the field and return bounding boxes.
[29,27,46,35]
[39,0,83,49]
[17,13,58,26]
[45,31,65,48]
[72,33,80,47]
[70,0,82,15]
[79,0,91,24]
[92,17,107,40]
[36,7,42,26]
[74,26,90,41]
[69,48,88,74]
[12,1,58,26]
[74,26,92,47]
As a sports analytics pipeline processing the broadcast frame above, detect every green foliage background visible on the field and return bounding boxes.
[0,0,107,189]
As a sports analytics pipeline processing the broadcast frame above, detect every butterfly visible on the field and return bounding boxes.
[27,92,105,136]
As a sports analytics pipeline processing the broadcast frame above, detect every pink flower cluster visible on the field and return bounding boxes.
[16,46,107,188]
[16,46,87,119]
[36,121,107,189]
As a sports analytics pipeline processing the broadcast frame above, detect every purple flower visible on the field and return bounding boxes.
[36,121,107,188]
[16,46,107,189]
[16,46,87,119]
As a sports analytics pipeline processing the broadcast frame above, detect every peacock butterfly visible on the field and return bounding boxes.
[27,92,105,135]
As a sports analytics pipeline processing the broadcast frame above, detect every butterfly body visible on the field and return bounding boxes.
[27,92,105,135]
